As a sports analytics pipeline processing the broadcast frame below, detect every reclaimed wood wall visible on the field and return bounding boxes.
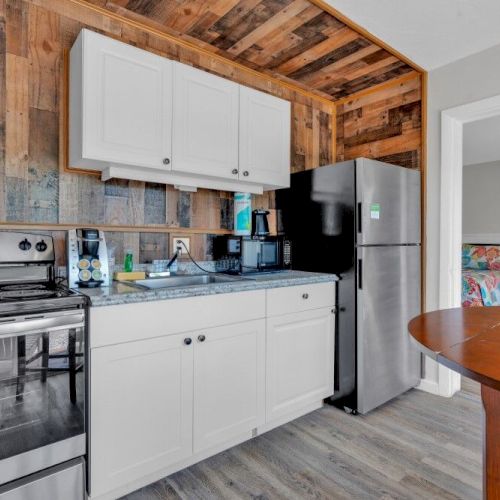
[0,0,423,263]
[0,0,335,261]
[86,0,415,101]
[336,75,422,170]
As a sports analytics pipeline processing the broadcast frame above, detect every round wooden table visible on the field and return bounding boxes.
[409,307,500,500]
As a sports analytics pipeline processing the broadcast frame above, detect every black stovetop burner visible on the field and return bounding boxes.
[0,282,79,302]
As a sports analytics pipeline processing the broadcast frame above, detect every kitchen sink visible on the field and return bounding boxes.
[128,274,244,290]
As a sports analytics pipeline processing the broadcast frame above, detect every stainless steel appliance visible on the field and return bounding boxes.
[67,228,109,288]
[0,232,87,500]
[240,237,291,272]
[213,235,292,274]
[276,158,421,414]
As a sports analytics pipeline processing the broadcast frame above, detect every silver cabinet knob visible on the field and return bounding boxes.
[243,171,249,177]
[163,158,170,165]
[197,334,206,342]
[232,169,239,175]
[302,293,309,299]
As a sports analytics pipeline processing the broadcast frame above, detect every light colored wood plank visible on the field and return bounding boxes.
[226,0,311,57]
[5,53,29,178]
[123,388,481,500]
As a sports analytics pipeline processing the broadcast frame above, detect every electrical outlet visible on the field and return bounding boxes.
[173,237,190,256]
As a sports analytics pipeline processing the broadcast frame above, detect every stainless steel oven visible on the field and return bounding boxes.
[0,309,86,497]
[0,232,87,500]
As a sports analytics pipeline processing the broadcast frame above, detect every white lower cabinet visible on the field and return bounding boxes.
[266,307,335,422]
[193,320,265,453]
[89,283,335,499]
[90,333,194,497]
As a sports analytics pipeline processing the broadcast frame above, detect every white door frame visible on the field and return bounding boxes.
[438,94,500,395]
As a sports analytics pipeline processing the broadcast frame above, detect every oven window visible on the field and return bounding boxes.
[0,325,85,461]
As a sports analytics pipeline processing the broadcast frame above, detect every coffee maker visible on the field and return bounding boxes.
[67,228,109,288]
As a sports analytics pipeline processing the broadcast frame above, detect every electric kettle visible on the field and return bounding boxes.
[251,209,270,239]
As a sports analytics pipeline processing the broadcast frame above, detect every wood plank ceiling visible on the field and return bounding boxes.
[84,0,416,101]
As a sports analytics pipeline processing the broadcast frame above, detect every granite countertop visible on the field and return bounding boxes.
[80,270,338,307]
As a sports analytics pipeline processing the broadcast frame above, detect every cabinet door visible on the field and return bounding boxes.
[239,86,291,187]
[266,308,334,422]
[82,29,172,170]
[172,62,239,179]
[90,333,193,497]
[193,320,265,453]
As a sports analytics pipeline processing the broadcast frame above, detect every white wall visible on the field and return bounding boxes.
[425,43,500,388]
[427,44,500,311]
[463,161,500,240]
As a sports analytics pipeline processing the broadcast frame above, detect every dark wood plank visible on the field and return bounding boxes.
[482,384,500,499]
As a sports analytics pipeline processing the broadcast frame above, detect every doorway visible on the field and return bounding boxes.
[439,94,500,394]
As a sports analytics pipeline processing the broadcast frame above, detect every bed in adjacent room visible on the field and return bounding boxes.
[462,244,500,306]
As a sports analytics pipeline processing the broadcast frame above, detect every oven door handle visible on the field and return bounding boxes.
[0,312,85,337]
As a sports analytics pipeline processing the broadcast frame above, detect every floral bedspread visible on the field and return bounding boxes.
[462,269,500,307]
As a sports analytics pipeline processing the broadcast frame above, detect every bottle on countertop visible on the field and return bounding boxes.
[124,248,134,273]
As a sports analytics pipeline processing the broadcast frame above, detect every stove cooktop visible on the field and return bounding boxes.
[0,282,86,315]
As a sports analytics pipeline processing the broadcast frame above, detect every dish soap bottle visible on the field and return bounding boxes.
[124,248,134,272]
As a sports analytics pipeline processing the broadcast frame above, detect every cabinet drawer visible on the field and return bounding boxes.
[90,290,265,348]
[266,282,335,317]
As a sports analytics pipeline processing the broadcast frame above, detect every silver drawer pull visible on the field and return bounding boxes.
[302,293,309,299]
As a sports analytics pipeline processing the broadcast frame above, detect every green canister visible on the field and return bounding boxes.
[234,192,251,236]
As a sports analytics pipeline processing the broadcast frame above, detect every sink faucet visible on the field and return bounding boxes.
[146,244,181,278]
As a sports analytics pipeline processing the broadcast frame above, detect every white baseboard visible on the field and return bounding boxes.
[416,366,461,398]
[416,377,440,395]
[463,233,500,244]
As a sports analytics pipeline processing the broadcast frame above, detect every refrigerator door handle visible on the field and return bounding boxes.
[358,259,363,289]
[357,202,362,233]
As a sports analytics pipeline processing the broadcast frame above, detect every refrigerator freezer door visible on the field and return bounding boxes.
[356,245,421,414]
[356,158,420,245]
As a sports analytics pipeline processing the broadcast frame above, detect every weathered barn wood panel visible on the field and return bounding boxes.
[0,0,335,260]
[336,75,422,170]
[0,0,423,261]
[86,0,415,100]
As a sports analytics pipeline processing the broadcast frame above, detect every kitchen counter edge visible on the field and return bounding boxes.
[80,271,338,307]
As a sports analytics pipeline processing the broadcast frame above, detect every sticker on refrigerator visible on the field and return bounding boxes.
[370,203,380,220]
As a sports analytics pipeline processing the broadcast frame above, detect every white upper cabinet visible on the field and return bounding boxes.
[69,29,173,172]
[172,63,239,181]
[69,29,291,193]
[239,87,291,188]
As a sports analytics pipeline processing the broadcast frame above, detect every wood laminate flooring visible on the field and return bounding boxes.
[122,380,482,500]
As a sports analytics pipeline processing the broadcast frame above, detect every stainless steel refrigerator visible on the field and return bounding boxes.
[276,158,421,414]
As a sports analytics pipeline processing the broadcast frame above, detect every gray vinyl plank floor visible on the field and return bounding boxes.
[121,380,482,500]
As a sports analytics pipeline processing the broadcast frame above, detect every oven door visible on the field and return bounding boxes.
[0,310,86,485]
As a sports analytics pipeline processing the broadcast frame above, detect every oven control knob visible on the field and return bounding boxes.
[36,240,48,252]
[19,238,32,251]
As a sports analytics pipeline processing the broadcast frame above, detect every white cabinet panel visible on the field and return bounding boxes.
[193,320,265,453]
[267,282,335,317]
[70,29,172,171]
[173,63,239,179]
[239,86,291,188]
[266,307,334,422]
[90,334,193,497]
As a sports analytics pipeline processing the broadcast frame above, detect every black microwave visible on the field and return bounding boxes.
[214,236,291,273]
